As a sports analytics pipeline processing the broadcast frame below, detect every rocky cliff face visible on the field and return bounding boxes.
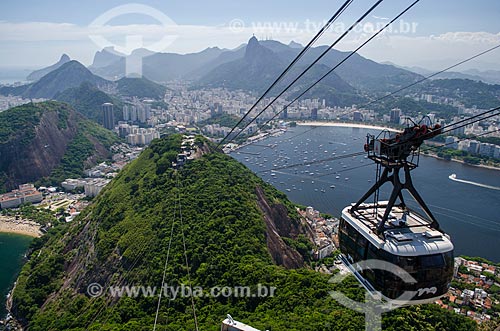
[1,110,78,189]
[255,186,305,269]
[0,101,116,191]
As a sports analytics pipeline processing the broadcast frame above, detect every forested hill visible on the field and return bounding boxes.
[11,135,476,330]
[0,101,119,191]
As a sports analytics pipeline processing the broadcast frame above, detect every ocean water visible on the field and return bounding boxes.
[0,233,33,318]
[0,67,32,85]
[232,125,500,262]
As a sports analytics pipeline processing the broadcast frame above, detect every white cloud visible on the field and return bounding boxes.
[354,32,500,70]
[0,21,499,71]
[432,31,500,44]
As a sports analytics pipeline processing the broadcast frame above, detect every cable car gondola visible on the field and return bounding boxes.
[338,122,454,304]
[221,315,261,331]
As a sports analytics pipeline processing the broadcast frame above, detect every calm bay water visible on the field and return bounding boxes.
[232,125,500,262]
[0,234,33,317]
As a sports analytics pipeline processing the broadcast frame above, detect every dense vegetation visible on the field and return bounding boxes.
[0,101,119,191]
[198,113,244,128]
[421,79,500,109]
[116,77,167,99]
[0,101,69,146]
[371,97,461,120]
[10,135,477,330]
[55,82,123,124]
[44,117,120,185]
[1,203,57,227]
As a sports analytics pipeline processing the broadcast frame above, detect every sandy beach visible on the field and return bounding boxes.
[0,216,42,237]
[296,121,399,132]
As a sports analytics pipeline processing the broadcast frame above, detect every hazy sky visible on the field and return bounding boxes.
[0,0,499,71]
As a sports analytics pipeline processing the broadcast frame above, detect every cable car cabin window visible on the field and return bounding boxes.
[443,251,454,267]
[397,256,417,273]
[366,243,379,260]
[340,219,348,233]
[420,254,444,268]
[339,218,360,257]
[356,235,368,259]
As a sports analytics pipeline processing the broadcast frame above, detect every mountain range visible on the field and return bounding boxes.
[86,37,423,94]
[2,36,497,117]
[1,60,169,100]
[385,62,500,85]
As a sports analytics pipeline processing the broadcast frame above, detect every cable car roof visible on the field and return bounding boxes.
[342,203,453,257]
[221,318,261,331]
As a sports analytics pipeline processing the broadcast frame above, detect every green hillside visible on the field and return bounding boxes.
[116,77,167,99]
[0,101,119,191]
[55,82,123,124]
[10,135,476,330]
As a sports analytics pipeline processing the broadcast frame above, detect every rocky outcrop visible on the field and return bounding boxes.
[0,102,115,191]
[0,107,76,190]
[255,186,305,269]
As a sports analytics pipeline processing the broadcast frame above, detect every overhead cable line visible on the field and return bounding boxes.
[257,0,421,133]
[358,43,500,110]
[439,107,500,135]
[153,195,177,330]
[426,128,500,152]
[177,176,199,331]
[225,0,385,145]
[249,43,500,148]
[216,0,356,148]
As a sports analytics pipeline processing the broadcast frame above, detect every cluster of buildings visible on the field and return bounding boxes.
[172,135,197,169]
[163,86,261,125]
[0,95,45,111]
[61,178,111,198]
[436,257,499,324]
[60,144,141,198]
[122,99,153,124]
[0,184,43,209]
[298,206,339,260]
[116,123,160,146]
[445,136,500,159]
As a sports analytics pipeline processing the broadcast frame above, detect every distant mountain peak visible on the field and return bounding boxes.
[60,54,70,62]
[102,46,124,55]
[288,40,303,48]
[22,60,109,99]
[26,53,72,81]
[249,35,258,43]
[245,36,272,60]
[90,47,125,69]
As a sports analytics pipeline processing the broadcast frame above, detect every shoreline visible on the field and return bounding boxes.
[296,121,399,132]
[295,121,500,171]
[423,152,500,171]
[0,216,42,238]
